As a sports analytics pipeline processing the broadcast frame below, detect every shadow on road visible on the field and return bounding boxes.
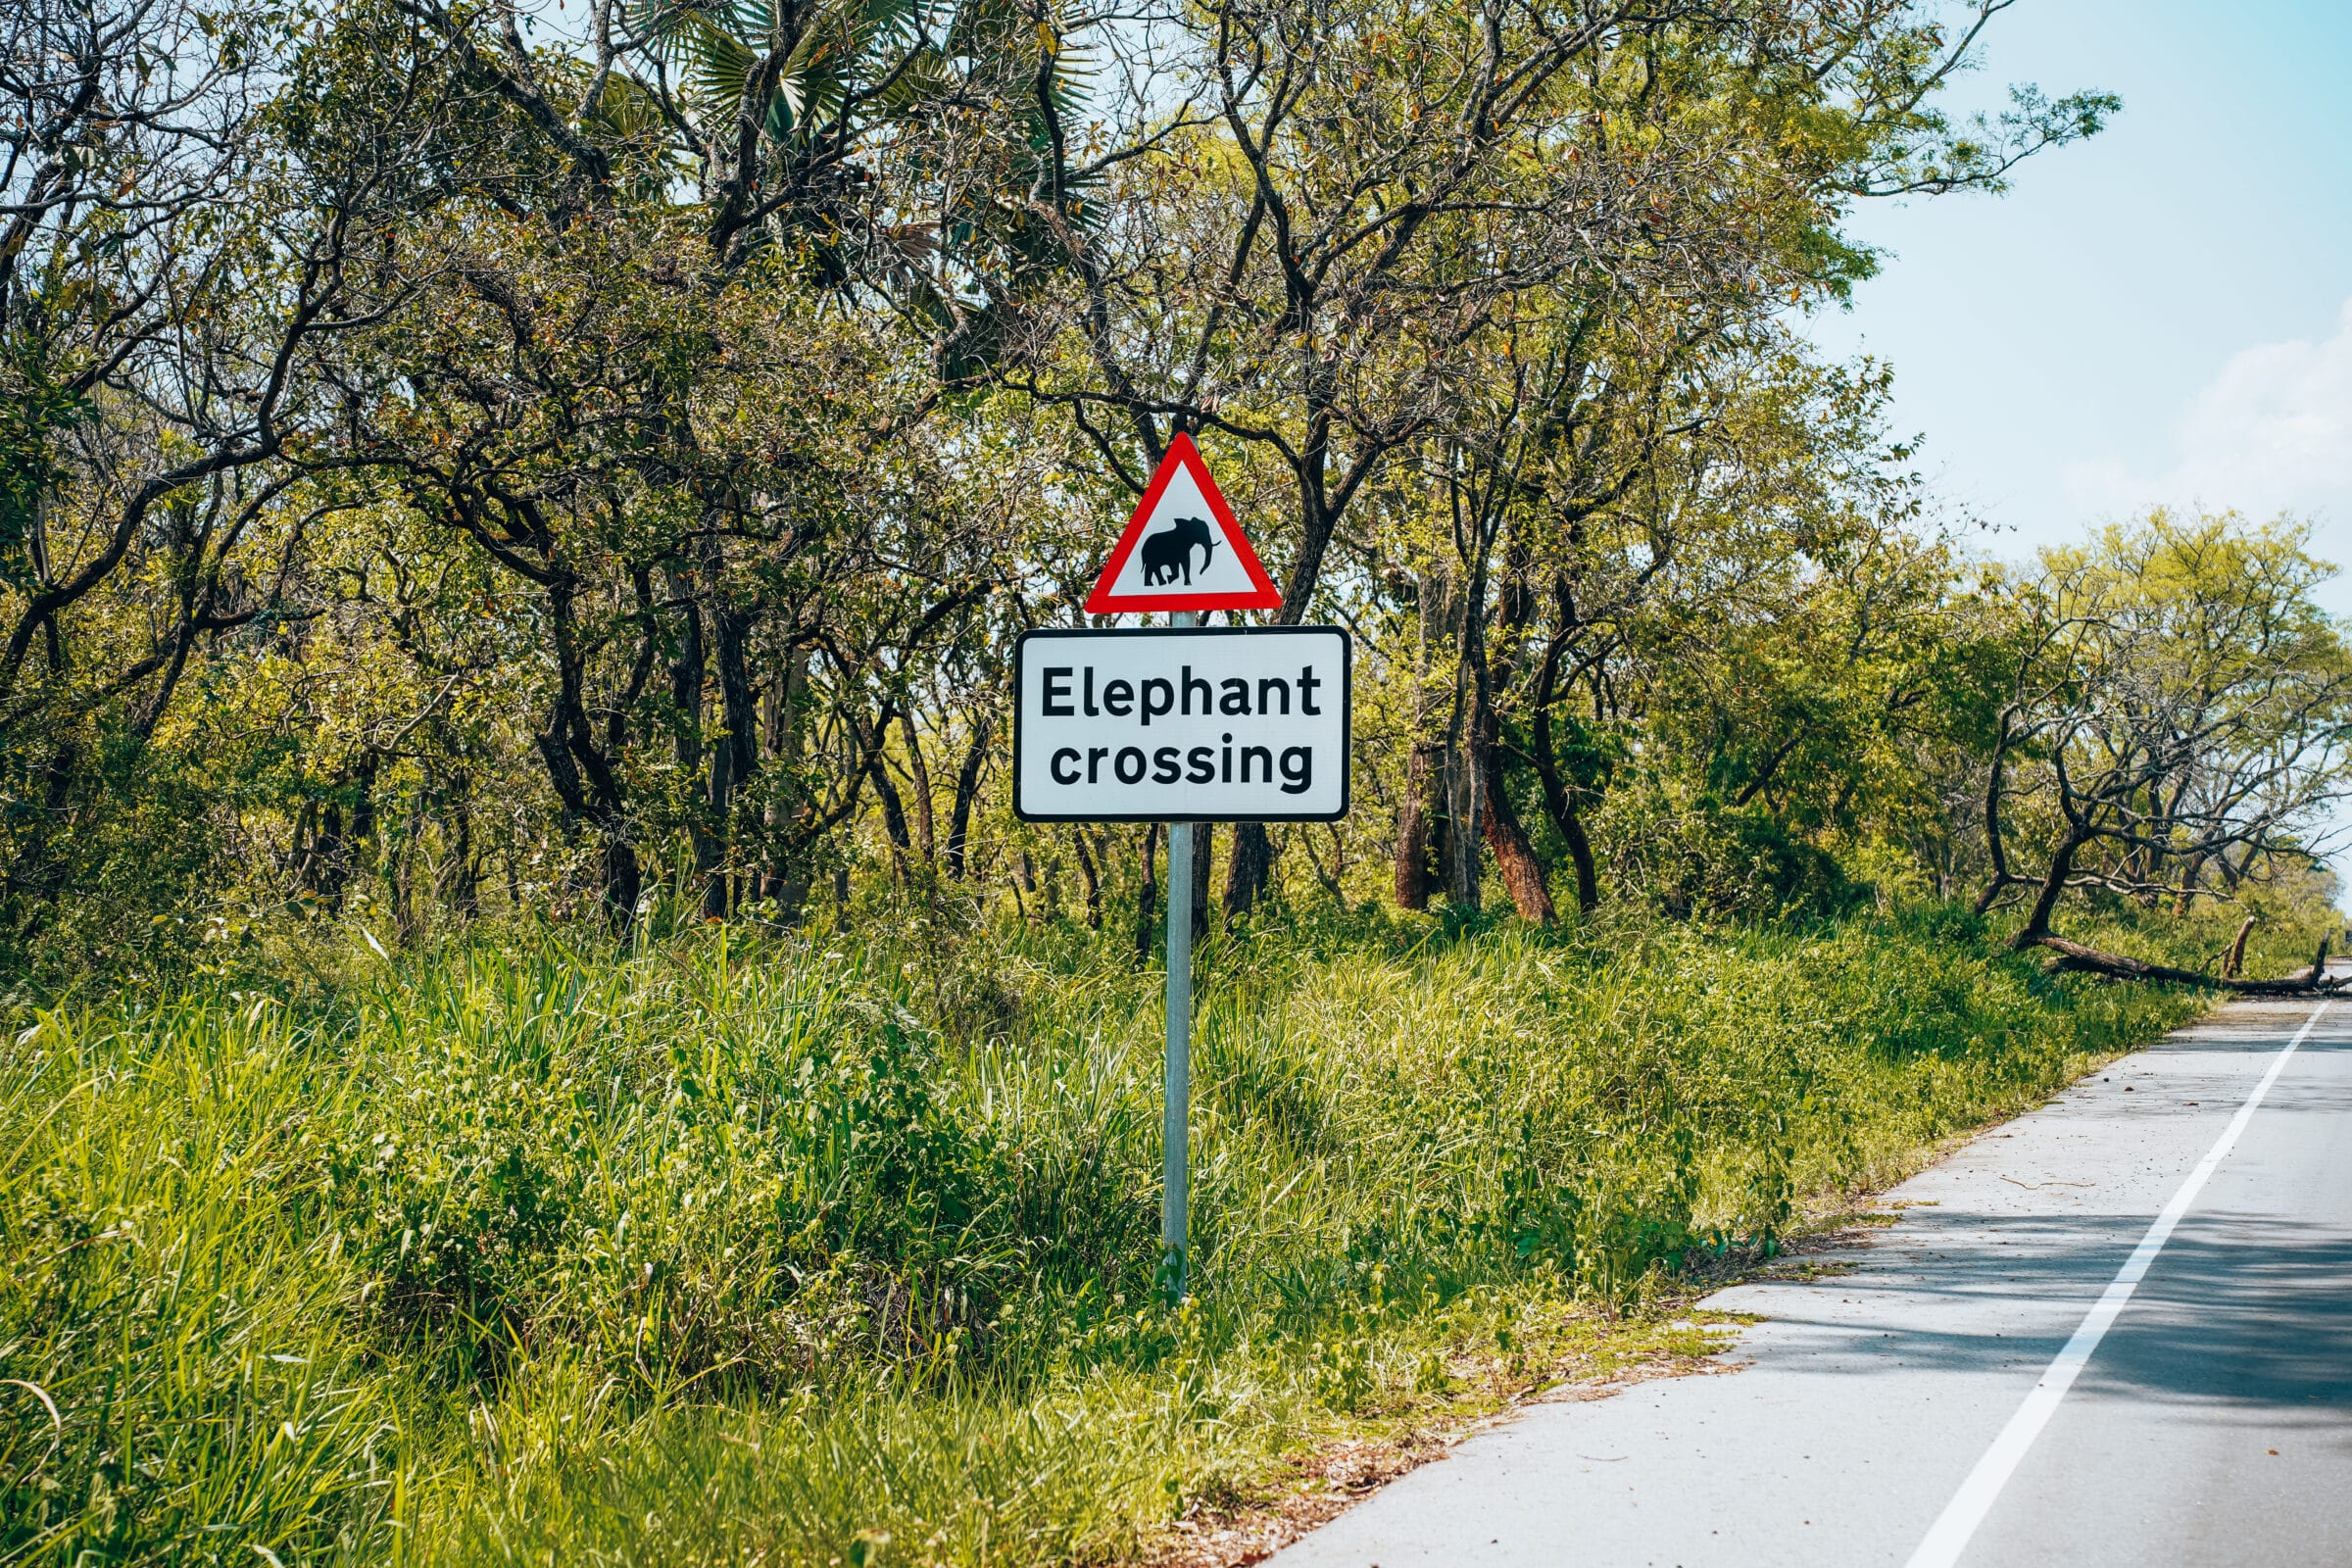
[1730,1206,2352,1446]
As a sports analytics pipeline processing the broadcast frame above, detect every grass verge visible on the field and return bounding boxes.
[0,899,2293,1566]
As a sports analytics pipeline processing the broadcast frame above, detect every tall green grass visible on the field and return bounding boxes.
[0,903,2264,1564]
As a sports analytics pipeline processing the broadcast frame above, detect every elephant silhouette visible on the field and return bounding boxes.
[1141,514,1217,586]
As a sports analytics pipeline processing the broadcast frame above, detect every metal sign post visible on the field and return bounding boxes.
[1162,605,1199,1295]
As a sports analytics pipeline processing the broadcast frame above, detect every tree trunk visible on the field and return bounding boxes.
[945,716,990,880]
[1479,729,1554,924]
[700,723,735,918]
[1529,709,1598,913]
[1223,821,1272,923]
[1974,723,2017,916]
[866,716,914,878]
[288,799,319,895]
[1395,571,1446,910]
[600,825,643,926]
[3,737,79,919]
[701,577,758,921]
[445,779,480,919]
[716,601,760,805]
[307,799,346,907]
[1133,821,1160,964]
[1441,711,1481,910]
[349,753,381,900]
[1072,828,1102,928]
[1470,508,1551,923]
[1394,737,1439,910]
[392,792,426,945]
[664,565,718,903]
[2011,824,2087,949]
[900,710,936,861]
[2174,853,2207,916]
[308,754,381,913]
[535,578,639,927]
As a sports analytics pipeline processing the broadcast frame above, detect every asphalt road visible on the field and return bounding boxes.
[1272,997,2352,1568]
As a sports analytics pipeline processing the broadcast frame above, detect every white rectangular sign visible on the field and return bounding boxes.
[1013,626,1350,821]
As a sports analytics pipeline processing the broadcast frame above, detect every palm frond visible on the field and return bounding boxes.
[683,10,760,117]
[872,43,957,112]
[584,74,672,142]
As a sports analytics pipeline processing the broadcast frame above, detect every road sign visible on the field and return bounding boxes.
[1085,433,1283,613]
[1051,438,1336,1298]
[1011,625,1349,822]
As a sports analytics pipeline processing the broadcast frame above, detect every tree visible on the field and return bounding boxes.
[0,0,422,932]
[1979,510,2352,983]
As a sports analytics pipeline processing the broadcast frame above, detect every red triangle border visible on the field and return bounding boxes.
[1085,433,1284,613]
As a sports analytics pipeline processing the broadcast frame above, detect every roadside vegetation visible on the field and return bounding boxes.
[8,0,2352,1562]
[4,895,2328,1565]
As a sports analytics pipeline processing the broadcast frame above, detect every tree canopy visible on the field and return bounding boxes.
[3,0,2342,977]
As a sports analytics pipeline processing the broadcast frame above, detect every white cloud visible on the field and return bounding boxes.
[2058,300,2352,906]
[2062,297,2352,527]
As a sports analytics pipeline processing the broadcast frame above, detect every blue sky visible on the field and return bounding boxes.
[1801,0,2352,893]
[1805,0,2352,584]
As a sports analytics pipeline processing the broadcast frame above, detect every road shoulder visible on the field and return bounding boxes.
[1263,998,2343,1568]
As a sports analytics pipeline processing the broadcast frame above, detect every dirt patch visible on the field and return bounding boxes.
[1144,1204,1914,1568]
[1143,1309,1754,1568]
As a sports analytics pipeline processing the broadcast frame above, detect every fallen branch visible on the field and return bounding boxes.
[2031,933,2346,996]
[2224,914,2255,979]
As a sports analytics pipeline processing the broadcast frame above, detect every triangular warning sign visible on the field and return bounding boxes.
[1086,433,1283,613]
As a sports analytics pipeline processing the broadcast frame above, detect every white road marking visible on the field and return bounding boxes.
[1903,1001,2330,1568]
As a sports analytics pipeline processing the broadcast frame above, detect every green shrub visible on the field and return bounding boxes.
[1594,789,1865,921]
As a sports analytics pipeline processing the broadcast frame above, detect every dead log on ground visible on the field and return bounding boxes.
[2032,934,2346,997]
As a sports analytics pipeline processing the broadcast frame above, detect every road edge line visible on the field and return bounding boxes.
[1901,999,2330,1568]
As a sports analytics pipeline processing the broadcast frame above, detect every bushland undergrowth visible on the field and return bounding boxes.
[0,899,2311,1566]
